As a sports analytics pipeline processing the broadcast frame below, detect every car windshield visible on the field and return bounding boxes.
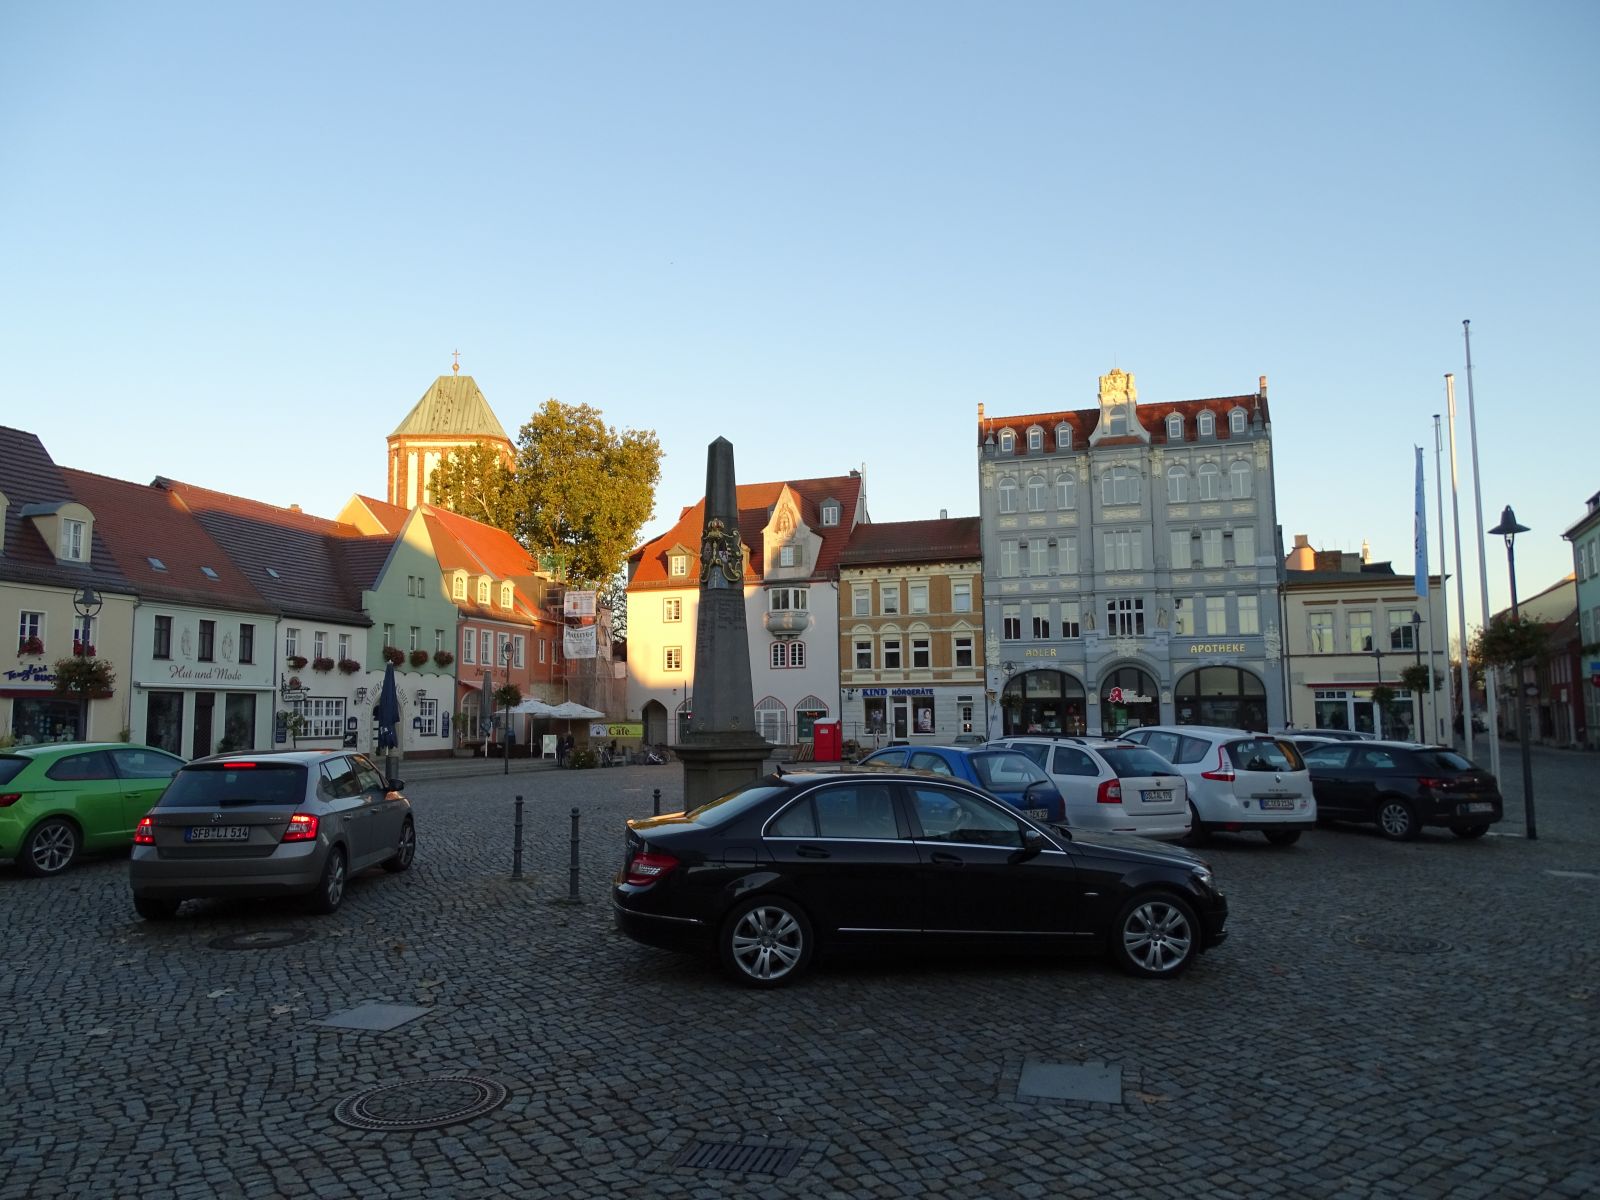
[156,762,307,807]
[1413,749,1476,773]
[1226,739,1303,772]
[1098,747,1177,777]
[0,756,28,786]
[683,783,789,826]
[970,751,1048,789]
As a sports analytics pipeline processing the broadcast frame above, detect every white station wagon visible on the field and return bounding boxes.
[1119,726,1315,846]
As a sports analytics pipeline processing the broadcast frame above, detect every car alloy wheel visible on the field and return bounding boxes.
[310,847,347,914]
[20,818,79,877]
[1113,892,1199,979]
[721,898,813,988]
[1377,799,1420,841]
[383,818,416,873]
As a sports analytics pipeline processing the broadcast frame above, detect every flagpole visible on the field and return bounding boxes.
[1433,413,1453,745]
[1446,374,1474,760]
[1464,319,1501,783]
[1414,444,1436,742]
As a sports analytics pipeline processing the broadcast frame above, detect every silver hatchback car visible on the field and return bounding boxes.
[129,750,415,919]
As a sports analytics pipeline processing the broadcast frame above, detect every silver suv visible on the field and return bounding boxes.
[129,749,415,919]
[1119,726,1314,846]
[988,737,1190,840]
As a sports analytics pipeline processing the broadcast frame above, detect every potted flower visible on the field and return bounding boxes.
[433,649,455,668]
[19,635,44,656]
[312,656,336,672]
[52,655,116,698]
[72,640,97,656]
[287,675,303,691]
[286,654,309,669]
[337,657,361,674]
[408,648,430,668]
[382,645,405,666]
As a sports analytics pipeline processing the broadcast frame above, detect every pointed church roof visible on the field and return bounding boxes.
[389,375,512,442]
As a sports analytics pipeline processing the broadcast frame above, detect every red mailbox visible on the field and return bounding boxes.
[812,718,842,762]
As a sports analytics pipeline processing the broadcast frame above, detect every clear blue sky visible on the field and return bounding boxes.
[3,2,1594,626]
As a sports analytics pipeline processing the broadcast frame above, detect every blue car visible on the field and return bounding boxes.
[858,745,1066,823]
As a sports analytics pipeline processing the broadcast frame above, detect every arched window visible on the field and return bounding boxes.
[1198,411,1216,438]
[770,642,787,669]
[1027,426,1043,451]
[1229,408,1248,434]
[1167,465,1189,504]
[1229,459,1252,499]
[999,429,1015,454]
[1025,474,1047,511]
[477,579,491,604]
[452,575,466,600]
[1055,423,1072,449]
[500,582,513,608]
[1197,463,1221,501]
[1167,413,1184,441]
[1100,467,1141,506]
[789,641,806,668]
[755,696,787,743]
[1056,472,1075,509]
[998,476,1019,513]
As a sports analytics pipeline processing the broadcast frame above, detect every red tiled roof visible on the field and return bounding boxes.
[155,478,374,625]
[348,494,411,536]
[979,392,1269,451]
[60,469,274,614]
[417,505,554,627]
[838,517,981,566]
[629,473,864,590]
[0,427,133,593]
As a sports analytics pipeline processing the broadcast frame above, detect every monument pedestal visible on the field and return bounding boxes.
[676,733,773,812]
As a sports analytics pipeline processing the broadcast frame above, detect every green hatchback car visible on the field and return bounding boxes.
[0,743,186,876]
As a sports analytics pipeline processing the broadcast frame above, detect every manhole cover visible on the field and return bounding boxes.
[209,929,314,951]
[671,1139,805,1177]
[1345,930,1453,954]
[333,1074,509,1131]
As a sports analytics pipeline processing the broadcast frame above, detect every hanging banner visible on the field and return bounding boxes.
[1413,445,1429,598]
[563,625,597,659]
[563,591,597,618]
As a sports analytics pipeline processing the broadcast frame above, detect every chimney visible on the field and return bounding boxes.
[1360,538,1371,564]
[939,508,948,520]
[289,504,302,513]
[1258,375,1268,398]
[1287,534,1315,571]
[977,402,985,420]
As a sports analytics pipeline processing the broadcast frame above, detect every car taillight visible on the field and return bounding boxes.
[1415,777,1446,793]
[133,816,155,845]
[625,850,679,886]
[1096,779,1123,805]
[0,793,22,808]
[282,813,319,842]
[1201,748,1236,782]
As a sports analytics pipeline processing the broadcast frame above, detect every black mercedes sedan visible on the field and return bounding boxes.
[613,769,1228,987]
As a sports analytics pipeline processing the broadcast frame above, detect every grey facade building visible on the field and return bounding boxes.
[977,369,1284,737]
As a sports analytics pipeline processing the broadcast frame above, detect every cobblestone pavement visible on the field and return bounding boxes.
[2,744,1595,1199]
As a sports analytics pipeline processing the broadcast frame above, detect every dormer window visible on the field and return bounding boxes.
[1027,426,1043,452]
[1198,410,1216,437]
[999,429,1015,454]
[60,519,86,561]
[1055,423,1072,449]
[477,578,491,604]
[1167,413,1184,441]
[500,582,513,608]
[779,545,796,567]
[1106,406,1129,436]
[1229,408,1248,434]
[669,553,688,577]
[453,575,466,600]
[820,501,840,527]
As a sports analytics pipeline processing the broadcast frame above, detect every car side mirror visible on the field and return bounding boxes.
[387,779,405,791]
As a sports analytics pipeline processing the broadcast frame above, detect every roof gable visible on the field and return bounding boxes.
[0,427,133,592]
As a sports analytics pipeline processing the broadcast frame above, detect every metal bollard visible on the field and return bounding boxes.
[512,795,524,879]
[567,806,581,902]
[653,788,661,816]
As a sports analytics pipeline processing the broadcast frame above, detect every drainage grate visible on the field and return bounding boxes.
[1345,930,1453,954]
[333,1074,509,1131]
[672,1139,804,1177]
[209,929,313,951]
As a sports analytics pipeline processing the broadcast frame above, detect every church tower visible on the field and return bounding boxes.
[387,357,515,509]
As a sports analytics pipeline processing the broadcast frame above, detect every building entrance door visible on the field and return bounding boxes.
[192,691,215,759]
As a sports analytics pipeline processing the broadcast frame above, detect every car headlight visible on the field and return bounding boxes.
[1191,866,1214,889]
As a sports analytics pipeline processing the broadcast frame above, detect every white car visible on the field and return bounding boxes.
[988,737,1190,841]
[1119,726,1315,847]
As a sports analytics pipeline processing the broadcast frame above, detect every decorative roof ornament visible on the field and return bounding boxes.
[452,348,461,375]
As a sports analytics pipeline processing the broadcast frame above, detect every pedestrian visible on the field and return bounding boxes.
[556,736,568,768]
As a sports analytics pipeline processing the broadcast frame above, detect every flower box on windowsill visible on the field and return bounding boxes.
[19,636,44,656]
[408,649,430,669]
[286,655,309,669]
[382,646,405,666]
[337,658,361,674]
[72,641,98,657]
[312,657,336,672]
[433,650,455,668]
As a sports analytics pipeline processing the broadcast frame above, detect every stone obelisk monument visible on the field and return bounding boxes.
[675,437,772,809]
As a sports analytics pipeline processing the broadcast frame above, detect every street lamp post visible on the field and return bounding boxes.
[1488,505,1536,840]
[71,587,102,739]
[501,640,514,776]
[1365,636,1385,736]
